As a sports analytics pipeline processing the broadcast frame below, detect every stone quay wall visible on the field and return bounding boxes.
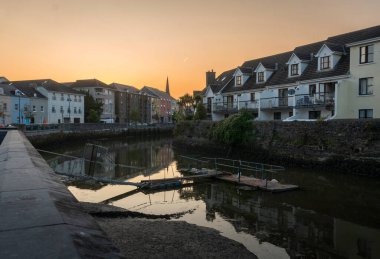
[0,130,122,258]
[174,120,380,176]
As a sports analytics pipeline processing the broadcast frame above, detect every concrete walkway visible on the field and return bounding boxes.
[0,130,122,258]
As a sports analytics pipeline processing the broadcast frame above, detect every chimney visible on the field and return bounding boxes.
[206,70,216,87]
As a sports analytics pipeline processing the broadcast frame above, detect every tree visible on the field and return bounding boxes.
[83,91,103,123]
[129,109,140,124]
[193,102,207,120]
[173,109,185,122]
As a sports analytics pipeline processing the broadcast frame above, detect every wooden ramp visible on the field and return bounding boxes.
[216,175,299,192]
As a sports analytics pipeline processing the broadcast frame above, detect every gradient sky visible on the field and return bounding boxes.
[1,0,379,98]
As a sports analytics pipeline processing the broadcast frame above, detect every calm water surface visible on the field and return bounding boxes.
[42,137,380,259]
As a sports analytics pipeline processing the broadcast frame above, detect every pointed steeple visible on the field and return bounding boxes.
[165,76,170,96]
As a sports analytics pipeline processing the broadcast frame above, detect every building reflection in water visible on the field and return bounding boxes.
[188,183,380,259]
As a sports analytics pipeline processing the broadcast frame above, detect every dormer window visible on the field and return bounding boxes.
[290,64,299,76]
[236,76,242,86]
[360,45,374,64]
[320,56,330,70]
[257,72,264,83]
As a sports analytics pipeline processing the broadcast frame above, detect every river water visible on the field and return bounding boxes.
[42,137,380,259]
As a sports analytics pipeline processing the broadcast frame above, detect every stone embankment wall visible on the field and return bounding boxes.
[28,124,174,148]
[0,130,122,258]
[174,120,380,176]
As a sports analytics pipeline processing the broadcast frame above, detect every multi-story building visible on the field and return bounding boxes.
[11,79,85,124]
[111,83,152,124]
[0,84,12,125]
[70,79,116,123]
[204,25,380,121]
[141,86,176,123]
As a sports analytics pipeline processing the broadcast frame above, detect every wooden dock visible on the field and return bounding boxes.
[215,174,299,192]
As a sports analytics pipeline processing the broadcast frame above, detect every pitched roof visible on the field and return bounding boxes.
[221,25,380,93]
[10,79,82,95]
[70,79,117,91]
[13,85,47,99]
[110,83,139,94]
[327,25,380,45]
[141,86,176,101]
[238,67,253,74]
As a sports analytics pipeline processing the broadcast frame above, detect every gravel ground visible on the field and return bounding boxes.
[81,202,257,259]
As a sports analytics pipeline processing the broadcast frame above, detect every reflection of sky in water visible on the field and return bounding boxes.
[48,139,380,259]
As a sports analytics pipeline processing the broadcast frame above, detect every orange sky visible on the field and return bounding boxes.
[1,0,379,98]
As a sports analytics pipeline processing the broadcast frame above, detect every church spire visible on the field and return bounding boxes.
[165,76,170,96]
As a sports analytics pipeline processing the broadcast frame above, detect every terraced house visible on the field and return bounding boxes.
[203,25,380,121]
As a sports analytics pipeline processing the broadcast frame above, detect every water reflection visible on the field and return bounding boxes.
[44,138,380,259]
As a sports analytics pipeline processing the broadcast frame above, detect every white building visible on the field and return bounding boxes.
[11,79,85,124]
[204,25,380,121]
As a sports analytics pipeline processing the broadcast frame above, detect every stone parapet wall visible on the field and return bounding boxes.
[0,130,122,258]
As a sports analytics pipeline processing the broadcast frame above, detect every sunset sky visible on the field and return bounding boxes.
[1,0,379,98]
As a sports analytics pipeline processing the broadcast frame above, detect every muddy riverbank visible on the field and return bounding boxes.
[81,202,257,259]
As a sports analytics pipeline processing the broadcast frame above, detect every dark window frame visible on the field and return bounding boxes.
[257,72,265,83]
[236,76,242,86]
[320,56,330,70]
[360,45,374,64]
[309,110,321,119]
[359,77,374,95]
[290,64,299,76]
[273,112,281,120]
[359,109,373,119]
[250,93,255,101]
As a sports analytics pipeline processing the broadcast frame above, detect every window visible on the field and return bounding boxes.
[24,106,28,112]
[52,106,56,113]
[78,108,82,114]
[74,95,77,102]
[3,103,7,111]
[236,76,242,86]
[78,96,82,102]
[32,106,36,112]
[74,107,77,114]
[15,104,18,111]
[309,84,316,96]
[52,93,56,100]
[67,107,71,113]
[290,64,299,76]
[320,56,330,70]
[309,111,321,119]
[40,106,44,112]
[61,93,64,101]
[274,112,281,120]
[257,72,264,83]
[60,106,64,113]
[359,109,373,119]
[360,45,374,64]
[250,93,255,101]
[67,95,71,101]
[359,78,373,95]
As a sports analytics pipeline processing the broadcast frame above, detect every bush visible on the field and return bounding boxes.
[193,103,207,120]
[210,112,254,145]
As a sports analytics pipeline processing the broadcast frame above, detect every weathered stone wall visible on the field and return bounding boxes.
[0,130,122,258]
[174,120,380,176]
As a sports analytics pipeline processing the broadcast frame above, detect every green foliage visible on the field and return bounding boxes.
[210,111,254,145]
[173,109,186,122]
[87,109,100,123]
[193,102,207,120]
[83,91,103,123]
[129,109,140,123]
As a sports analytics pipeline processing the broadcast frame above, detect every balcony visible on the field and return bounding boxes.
[295,93,334,109]
[213,102,238,114]
[239,100,259,111]
[260,97,293,110]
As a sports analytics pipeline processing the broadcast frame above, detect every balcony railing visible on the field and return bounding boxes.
[295,93,334,109]
[239,100,259,111]
[260,97,293,110]
[213,102,238,114]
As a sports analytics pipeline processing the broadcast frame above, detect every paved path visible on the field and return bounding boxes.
[0,130,122,258]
